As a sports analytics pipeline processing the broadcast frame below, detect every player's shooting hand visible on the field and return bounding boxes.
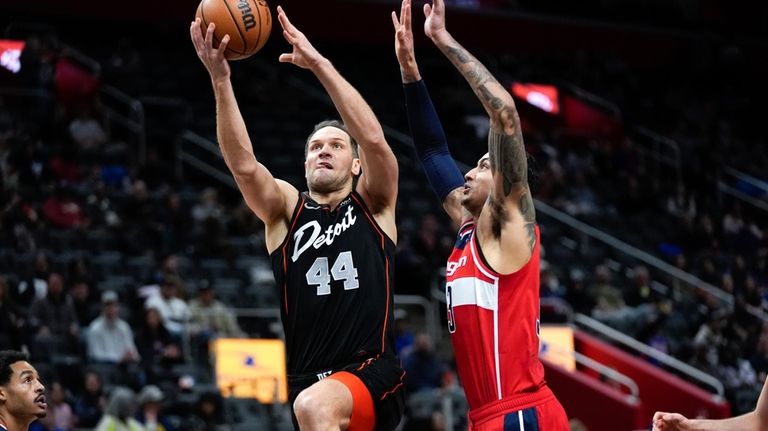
[652,412,690,431]
[277,6,326,70]
[424,0,447,41]
[392,0,420,82]
[190,18,231,84]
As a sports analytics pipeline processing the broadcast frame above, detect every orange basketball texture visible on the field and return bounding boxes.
[195,0,271,60]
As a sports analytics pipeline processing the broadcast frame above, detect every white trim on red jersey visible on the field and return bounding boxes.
[468,233,503,400]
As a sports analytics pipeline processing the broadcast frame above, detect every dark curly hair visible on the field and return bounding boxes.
[0,350,29,386]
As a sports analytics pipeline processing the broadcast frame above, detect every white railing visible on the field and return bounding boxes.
[175,130,237,189]
[534,199,735,308]
[574,313,725,398]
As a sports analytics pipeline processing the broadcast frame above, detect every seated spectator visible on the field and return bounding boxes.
[15,252,51,307]
[402,333,445,394]
[28,272,79,356]
[42,184,88,229]
[135,307,183,372]
[188,280,244,338]
[73,371,106,429]
[588,265,625,312]
[145,275,189,336]
[186,391,224,431]
[624,265,656,307]
[86,291,140,364]
[191,188,223,225]
[68,104,108,153]
[135,385,175,431]
[40,381,75,431]
[95,387,143,431]
[68,278,99,328]
[0,276,24,350]
[564,269,596,316]
[188,281,244,362]
[394,314,414,356]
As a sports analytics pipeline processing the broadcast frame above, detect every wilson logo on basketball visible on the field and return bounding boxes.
[237,0,257,31]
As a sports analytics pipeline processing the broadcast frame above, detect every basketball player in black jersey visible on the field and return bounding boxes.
[191,6,405,431]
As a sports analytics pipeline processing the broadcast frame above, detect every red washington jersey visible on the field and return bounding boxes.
[444,222,545,410]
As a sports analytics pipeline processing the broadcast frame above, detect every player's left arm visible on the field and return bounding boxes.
[277,6,399,220]
[426,0,534,250]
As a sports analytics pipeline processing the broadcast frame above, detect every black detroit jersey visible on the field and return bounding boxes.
[270,191,397,375]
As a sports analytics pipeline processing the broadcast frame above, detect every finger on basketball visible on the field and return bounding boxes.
[219,34,231,54]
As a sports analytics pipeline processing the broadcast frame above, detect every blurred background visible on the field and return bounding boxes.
[0,0,767,430]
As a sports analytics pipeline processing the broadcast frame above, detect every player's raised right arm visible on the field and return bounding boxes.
[190,19,297,249]
[392,0,465,228]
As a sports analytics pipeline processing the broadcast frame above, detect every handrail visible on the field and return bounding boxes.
[534,199,734,307]
[0,87,51,97]
[176,130,237,190]
[541,342,639,399]
[724,166,768,194]
[60,43,101,76]
[178,130,226,159]
[178,152,237,189]
[100,84,146,162]
[718,182,768,212]
[394,294,441,346]
[561,82,621,117]
[633,126,682,182]
[574,313,725,397]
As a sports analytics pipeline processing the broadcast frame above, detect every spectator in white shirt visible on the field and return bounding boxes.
[144,275,189,336]
[86,291,139,364]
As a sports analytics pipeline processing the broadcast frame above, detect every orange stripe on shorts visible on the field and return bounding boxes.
[328,371,375,431]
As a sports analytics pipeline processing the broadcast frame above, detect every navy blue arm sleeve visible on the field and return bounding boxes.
[403,80,465,203]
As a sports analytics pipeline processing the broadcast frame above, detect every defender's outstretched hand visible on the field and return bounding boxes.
[391,0,420,82]
[423,0,447,40]
[277,5,325,70]
[190,18,231,83]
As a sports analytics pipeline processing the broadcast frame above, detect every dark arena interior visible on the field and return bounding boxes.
[1,0,767,430]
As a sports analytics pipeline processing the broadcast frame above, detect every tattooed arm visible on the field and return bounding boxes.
[424,0,535,255]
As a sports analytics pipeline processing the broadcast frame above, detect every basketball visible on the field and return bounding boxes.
[195,0,271,60]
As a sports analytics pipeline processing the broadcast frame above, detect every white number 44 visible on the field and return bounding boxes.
[305,251,359,295]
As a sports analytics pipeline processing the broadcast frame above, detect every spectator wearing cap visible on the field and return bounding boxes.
[145,275,189,336]
[135,385,175,431]
[188,280,244,362]
[86,291,139,364]
[188,280,244,338]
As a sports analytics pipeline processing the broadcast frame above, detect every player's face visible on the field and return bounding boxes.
[462,153,492,215]
[0,361,47,420]
[305,126,361,194]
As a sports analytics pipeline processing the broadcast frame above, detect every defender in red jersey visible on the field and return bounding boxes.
[393,0,568,429]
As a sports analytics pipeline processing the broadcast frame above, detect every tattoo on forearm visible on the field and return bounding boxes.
[520,193,536,252]
[478,85,503,110]
[488,125,527,196]
[445,46,470,64]
[444,44,507,114]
